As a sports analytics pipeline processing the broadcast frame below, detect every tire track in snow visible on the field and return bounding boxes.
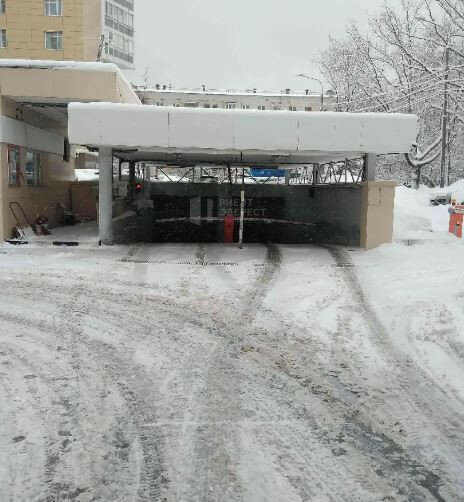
[0,277,173,501]
[0,262,230,502]
[227,245,456,500]
[181,244,282,502]
[326,246,459,501]
[2,245,463,500]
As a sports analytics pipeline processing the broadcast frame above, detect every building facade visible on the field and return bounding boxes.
[136,87,336,112]
[0,0,134,70]
[0,59,140,241]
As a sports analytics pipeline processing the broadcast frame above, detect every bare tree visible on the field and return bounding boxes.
[318,0,464,187]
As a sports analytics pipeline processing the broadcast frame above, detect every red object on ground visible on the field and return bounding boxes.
[224,214,235,243]
[449,206,464,238]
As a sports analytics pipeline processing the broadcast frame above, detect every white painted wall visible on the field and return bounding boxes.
[0,115,64,156]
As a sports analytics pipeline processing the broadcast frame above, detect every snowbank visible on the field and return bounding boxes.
[75,169,99,182]
[393,184,462,242]
[449,179,464,204]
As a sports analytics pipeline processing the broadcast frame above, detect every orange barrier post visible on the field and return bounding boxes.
[449,205,464,238]
[224,214,235,243]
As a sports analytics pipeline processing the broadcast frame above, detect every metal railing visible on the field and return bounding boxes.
[151,159,366,186]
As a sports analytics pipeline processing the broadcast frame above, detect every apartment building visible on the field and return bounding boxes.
[136,86,336,112]
[0,0,134,70]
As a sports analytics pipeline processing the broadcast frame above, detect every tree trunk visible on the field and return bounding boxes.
[414,166,421,190]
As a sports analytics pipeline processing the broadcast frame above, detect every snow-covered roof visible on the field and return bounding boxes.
[136,87,330,99]
[0,59,121,72]
[68,103,417,165]
[0,59,140,105]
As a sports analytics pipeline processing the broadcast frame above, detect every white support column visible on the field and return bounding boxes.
[285,169,291,186]
[99,147,113,245]
[365,153,377,182]
[238,189,245,249]
[238,168,245,249]
[143,163,151,199]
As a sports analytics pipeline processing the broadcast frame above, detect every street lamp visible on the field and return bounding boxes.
[297,73,324,110]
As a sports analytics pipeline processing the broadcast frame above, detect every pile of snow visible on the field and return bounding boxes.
[75,169,99,182]
[449,179,464,204]
[392,183,464,241]
[151,173,187,183]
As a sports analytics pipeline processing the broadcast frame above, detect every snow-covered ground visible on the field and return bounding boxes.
[394,183,461,242]
[75,169,99,182]
[1,186,464,501]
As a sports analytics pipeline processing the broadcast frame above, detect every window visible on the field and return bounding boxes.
[26,152,41,186]
[0,29,6,48]
[184,102,198,108]
[8,145,20,187]
[305,107,313,112]
[225,103,236,109]
[0,1,6,14]
[45,31,63,50]
[242,105,250,110]
[212,104,219,109]
[289,106,297,111]
[45,0,62,16]
[204,104,211,108]
[155,102,163,107]
[258,105,266,111]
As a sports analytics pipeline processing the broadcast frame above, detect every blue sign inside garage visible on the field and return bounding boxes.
[250,168,287,178]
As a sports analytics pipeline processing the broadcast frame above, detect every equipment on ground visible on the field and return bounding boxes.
[9,202,36,240]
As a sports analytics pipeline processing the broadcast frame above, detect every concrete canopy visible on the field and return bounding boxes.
[68,103,418,166]
[0,60,140,129]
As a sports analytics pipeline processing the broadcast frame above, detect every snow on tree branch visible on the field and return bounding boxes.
[318,0,464,186]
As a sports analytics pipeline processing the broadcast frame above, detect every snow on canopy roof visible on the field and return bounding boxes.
[68,103,418,164]
[0,59,140,105]
[0,59,121,72]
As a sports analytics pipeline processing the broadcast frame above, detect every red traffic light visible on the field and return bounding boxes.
[135,183,142,193]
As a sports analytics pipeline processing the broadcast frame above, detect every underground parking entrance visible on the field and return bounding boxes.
[119,161,369,247]
[68,103,417,250]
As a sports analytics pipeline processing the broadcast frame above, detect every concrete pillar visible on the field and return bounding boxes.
[239,168,245,249]
[99,147,113,245]
[285,169,291,185]
[365,153,377,182]
[312,165,320,185]
[143,163,151,199]
[128,161,136,203]
[360,181,397,250]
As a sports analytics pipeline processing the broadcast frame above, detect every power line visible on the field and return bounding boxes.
[328,62,464,109]
[349,79,445,112]
[387,90,444,113]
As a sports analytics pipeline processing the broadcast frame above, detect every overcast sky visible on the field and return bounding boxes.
[126,0,388,92]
